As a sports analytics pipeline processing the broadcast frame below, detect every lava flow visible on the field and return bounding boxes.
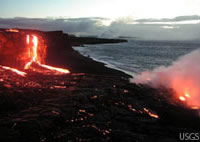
[0,29,70,77]
[0,65,27,77]
[171,79,199,108]
[24,34,70,74]
[5,29,19,32]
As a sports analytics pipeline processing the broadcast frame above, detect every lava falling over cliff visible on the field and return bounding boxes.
[0,29,70,76]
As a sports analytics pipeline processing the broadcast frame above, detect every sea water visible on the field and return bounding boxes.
[73,40,200,77]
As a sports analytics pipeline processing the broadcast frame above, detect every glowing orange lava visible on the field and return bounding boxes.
[178,92,199,109]
[170,77,200,108]
[39,64,70,74]
[6,29,19,32]
[143,108,159,119]
[26,35,30,44]
[0,65,26,77]
[25,34,70,74]
[179,96,186,101]
[184,92,191,98]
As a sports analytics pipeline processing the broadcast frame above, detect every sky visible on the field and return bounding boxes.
[0,0,200,40]
[1,0,200,19]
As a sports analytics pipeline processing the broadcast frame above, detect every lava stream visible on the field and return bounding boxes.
[39,64,70,74]
[6,29,19,33]
[0,65,27,77]
[25,34,70,74]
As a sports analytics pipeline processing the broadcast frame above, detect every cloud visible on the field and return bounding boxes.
[101,18,200,40]
[136,15,200,23]
[0,17,107,35]
[0,16,200,40]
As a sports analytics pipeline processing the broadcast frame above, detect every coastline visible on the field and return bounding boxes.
[0,29,200,142]
[72,46,134,78]
[44,30,132,78]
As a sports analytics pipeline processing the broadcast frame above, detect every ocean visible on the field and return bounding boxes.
[73,40,200,77]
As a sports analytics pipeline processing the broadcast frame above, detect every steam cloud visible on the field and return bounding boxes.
[131,49,200,107]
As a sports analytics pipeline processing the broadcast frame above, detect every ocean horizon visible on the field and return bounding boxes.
[73,39,200,77]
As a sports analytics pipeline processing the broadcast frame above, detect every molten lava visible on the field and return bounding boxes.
[179,96,186,101]
[171,78,200,108]
[133,67,200,109]
[39,64,70,74]
[184,92,191,98]
[0,30,70,76]
[143,108,159,119]
[6,29,19,33]
[0,65,26,77]
[24,34,70,74]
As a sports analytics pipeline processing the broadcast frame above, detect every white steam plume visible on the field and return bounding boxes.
[131,49,200,107]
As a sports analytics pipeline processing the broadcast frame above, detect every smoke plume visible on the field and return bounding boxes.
[131,49,200,107]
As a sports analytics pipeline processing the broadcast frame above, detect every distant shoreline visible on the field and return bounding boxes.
[69,35,128,46]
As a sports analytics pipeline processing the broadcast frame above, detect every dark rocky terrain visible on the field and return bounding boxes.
[69,35,127,46]
[0,29,199,142]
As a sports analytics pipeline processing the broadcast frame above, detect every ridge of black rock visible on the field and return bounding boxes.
[43,30,131,78]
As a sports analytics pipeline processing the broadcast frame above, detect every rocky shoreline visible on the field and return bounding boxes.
[0,29,199,142]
